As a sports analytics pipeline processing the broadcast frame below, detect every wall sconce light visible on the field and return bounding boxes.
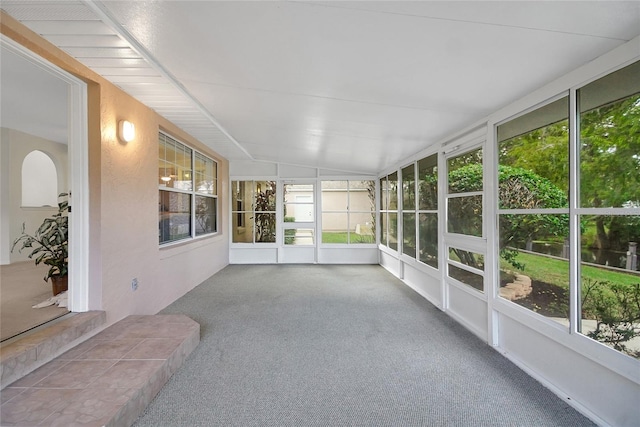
[161,176,171,182]
[118,120,135,143]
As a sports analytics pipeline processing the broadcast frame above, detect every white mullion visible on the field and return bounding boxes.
[415,163,421,259]
[447,258,485,278]
[569,87,580,334]
[190,149,195,238]
[498,208,570,215]
[576,207,640,216]
[448,190,484,199]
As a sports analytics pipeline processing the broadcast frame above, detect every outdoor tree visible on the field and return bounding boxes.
[580,94,640,251]
[447,164,569,269]
[500,94,640,251]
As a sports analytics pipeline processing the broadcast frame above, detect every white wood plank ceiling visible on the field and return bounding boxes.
[2,1,639,174]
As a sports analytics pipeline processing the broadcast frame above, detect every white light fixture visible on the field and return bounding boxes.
[118,120,135,143]
[161,176,171,182]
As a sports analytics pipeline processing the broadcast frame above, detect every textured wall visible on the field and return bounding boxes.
[1,12,230,325]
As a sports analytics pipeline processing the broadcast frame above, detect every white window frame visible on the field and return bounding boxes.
[159,131,218,246]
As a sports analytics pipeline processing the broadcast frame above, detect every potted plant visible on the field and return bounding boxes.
[12,193,69,296]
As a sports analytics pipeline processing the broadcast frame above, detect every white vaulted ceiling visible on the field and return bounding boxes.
[2,1,639,174]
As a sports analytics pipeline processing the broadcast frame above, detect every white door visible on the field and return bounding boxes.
[443,144,488,340]
[281,182,316,263]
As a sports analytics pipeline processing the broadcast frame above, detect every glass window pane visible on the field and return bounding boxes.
[448,264,483,292]
[380,177,388,211]
[388,172,398,210]
[256,181,276,211]
[388,212,398,251]
[322,212,348,243]
[255,213,276,243]
[449,248,484,270]
[283,184,313,221]
[195,153,215,195]
[165,137,176,165]
[419,213,438,268]
[159,191,191,244]
[579,215,640,358]
[579,215,639,270]
[381,212,387,247]
[403,213,416,257]
[232,212,254,243]
[232,181,244,209]
[321,181,348,211]
[418,154,438,210]
[497,97,569,208]
[579,62,640,208]
[402,164,415,211]
[498,214,570,325]
[195,195,216,236]
[448,148,482,194]
[350,211,374,244]
[285,229,314,245]
[448,195,482,237]
[284,203,314,222]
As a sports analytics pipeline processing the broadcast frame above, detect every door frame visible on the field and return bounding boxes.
[279,180,317,263]
[2,36,91,312]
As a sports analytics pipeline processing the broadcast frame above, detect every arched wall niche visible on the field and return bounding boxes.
[21,149,58,207]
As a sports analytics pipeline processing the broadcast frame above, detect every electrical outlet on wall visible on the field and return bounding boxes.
[131,278,138,291]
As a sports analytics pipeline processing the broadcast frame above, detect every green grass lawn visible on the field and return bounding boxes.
[322,232,374,244]
[501,251,639,288]
[322,232,349,243]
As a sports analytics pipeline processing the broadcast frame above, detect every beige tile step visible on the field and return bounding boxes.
[1,311,106,388]
[1,314,200,426]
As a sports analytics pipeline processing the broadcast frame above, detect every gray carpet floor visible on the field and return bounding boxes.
[133,264,595,427]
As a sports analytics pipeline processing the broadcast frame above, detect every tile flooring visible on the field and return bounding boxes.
[1,314,200,426]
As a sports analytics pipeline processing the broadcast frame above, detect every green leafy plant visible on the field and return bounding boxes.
[581,279,640,357]
[11,193,69,282]
[254,181,276,243]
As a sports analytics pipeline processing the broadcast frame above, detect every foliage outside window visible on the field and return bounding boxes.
[496,60,640,359]
[398,155,440,269]
[497,96,570,324]
[577,61,640,358]
[447,148,483,238]
[159,132,217,244]
[380,172,398,250]
[232,181,276,243]
[321,181,375,244]
[448,248,484,292]
[418,154,438,268]
[402,164,416,257]
[446,147,484,292]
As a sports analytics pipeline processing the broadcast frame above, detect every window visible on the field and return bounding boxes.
[283,183,314,245]
[496,60,640,359]
[447,148,483,237]
[418,154,438,268]
[401,164,416,257]
[448,248,484,292]
[577,61,640,357]
[232,181,276,243]
[321,180,375,244]
[159,132,217,244]
[380,172,398,250]
[497,96,570,324]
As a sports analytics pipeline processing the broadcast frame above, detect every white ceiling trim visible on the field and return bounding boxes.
[83,0,252,161]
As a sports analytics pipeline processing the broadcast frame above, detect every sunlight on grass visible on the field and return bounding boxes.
[500,251,638,289]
